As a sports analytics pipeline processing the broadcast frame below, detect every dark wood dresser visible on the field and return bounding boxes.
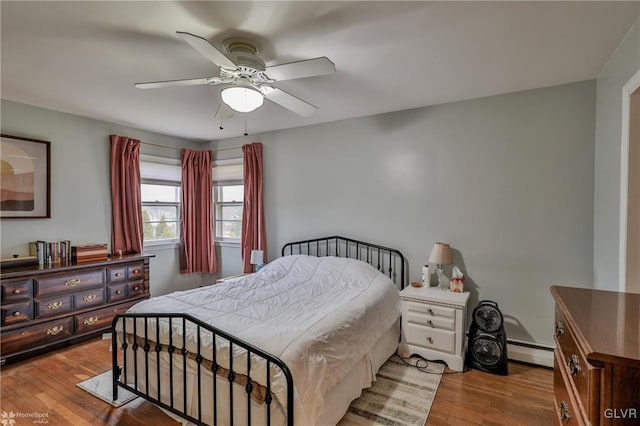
[551,286,640,425]
[1,254,154,365]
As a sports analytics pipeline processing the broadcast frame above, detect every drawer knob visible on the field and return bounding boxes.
[115,273,122,277]
[12,289,21,295]
[133,286,140,291]
[568,354,581,376]
[65,279,81,287]
[12,311,21,316]
[428,308,434,315]
[46,326,64,336]
[47,302,63,310]
[82,294,97,302]
[426,336,433,343]
[115,290,122,295]
[83,316,99,326]
[133,269,140,274]
[427,320,433,326]
[558,401,571,422]
[555,321,564,336]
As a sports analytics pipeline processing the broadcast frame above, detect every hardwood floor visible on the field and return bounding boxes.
[0,338,553,425]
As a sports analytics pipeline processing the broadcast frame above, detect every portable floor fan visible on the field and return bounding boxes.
[135,31,335,117]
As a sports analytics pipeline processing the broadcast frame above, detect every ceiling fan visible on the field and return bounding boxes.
[135,31,335,117]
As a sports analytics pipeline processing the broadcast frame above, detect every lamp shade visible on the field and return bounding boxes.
[428,242,452,265]
[221,86,264,113]
[250,249,264,265]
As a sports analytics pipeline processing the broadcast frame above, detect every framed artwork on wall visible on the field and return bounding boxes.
[0,134,51,219]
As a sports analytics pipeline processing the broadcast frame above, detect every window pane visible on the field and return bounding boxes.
[219,221,241,238]
[219,185,244,202]
[142,205,178,221]
[142,184,180,202]
[220,205,242,220]
[144,222,178,241]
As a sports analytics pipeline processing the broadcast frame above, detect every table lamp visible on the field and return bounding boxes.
[428,242,452,289]
[250,249,264,272]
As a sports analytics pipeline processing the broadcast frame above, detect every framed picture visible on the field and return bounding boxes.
[1,134,51,218]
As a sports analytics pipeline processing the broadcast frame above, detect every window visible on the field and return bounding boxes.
[140,154,182,247]
[213,158,244,242]
[141,183,181,244]
[214,184,243,240]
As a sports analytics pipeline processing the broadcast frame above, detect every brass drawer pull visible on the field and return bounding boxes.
[65,279,81,287]
[555,321,564,336]
[82,294,97,302]
[47,302,63,310]
[12,289,21,294]
[13,311,21,316]
[115,290,122,295]
[114,272,122,277]
[568,354,581,376]
[83,317,99,326]
[133,286,140,291]
[559,401,570,422]
[132,269,140,274]
[47,326,64,336]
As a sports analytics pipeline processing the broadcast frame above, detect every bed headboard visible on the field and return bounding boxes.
[281,236,406,289]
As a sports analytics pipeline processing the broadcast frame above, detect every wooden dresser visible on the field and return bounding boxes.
[551,286,640,425]
[1,254,153,365]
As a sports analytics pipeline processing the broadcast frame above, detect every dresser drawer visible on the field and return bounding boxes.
[36,294,73,318]
[127,263,144,280]
[1,301,33,326]
[75,302,136,334]
[108,267,127,283]
[554,308,600,421]
[403,321,455,353]
[1,279,33,304]
[108,283,128,302]
[403,300,455,319]
[127,281,145,298]
[404,309,455,331]
[0,317,74,355]
[35,270,104,297]
[553,351,585,426]
[74,288,106,310]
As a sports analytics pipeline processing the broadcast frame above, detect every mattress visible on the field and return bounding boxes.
[117,255,401,425]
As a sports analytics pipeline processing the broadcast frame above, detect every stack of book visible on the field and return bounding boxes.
[71,244,108,263]
[29,240,72,265]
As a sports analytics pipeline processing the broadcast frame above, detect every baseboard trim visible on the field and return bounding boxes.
[507,339,554,368]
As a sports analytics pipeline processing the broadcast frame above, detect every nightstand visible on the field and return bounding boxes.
[215,273,251,284]
[399,286,470,371]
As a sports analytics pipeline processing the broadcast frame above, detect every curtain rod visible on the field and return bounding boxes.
[140,140,242,153]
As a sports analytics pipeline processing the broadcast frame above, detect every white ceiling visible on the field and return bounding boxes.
[1,1,638,141]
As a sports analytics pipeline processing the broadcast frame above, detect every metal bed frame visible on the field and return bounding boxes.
[112,236,405,426]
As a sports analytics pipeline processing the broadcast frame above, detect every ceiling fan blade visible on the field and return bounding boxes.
[264,57,335,82]
[134,77,219,89]
[261,86,317,117]
[176,31,237,69]
[214,102,235,120]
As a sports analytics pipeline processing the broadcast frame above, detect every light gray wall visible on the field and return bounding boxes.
[0,99,209,296]
[215,80,596,346]
[594,17,640,291]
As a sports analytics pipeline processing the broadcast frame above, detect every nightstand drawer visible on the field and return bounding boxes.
[403,300,455,319]
[405,309,454,331]
[403,322,455,353]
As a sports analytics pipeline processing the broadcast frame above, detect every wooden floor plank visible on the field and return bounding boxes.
[0,338,553,425]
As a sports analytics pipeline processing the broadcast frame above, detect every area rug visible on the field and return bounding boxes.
[338,355,444,426]
[77,370,138,408]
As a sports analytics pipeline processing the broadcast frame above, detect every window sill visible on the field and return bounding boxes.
[215,240,241,248]
[144,240,180,251]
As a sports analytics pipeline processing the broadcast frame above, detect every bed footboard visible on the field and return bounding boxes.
[111,313,294,426]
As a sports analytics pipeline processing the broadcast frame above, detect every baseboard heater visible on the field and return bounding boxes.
[506,339,554,368]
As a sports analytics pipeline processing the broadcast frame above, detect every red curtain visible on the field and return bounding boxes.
[180,149,217,273]
[110,135,143,255]
[241,143,267,273]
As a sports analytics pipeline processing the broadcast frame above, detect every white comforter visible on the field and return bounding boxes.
[122,255,400,425]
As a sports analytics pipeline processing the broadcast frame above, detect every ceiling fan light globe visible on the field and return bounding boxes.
[221,87,264,113]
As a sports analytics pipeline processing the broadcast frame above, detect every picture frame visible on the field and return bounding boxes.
[1,134,51,219]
